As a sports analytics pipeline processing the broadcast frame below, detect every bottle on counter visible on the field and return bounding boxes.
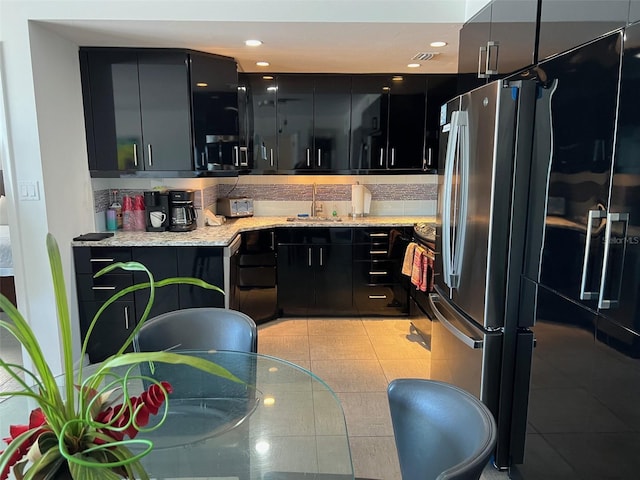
[109,189,123,229]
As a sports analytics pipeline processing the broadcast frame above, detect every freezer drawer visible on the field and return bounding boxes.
[428,293,502,413]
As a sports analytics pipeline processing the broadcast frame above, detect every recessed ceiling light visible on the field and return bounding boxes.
[392,76,404,81]
[256,61,270,67]
[263,75,274,80]
[407,63,421,68]
[196,82,208,87]
[430,41,447,48]
[382,86,391,91]
[245,39,263,47]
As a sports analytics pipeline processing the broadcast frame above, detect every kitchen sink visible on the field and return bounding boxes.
[286,216,343,222]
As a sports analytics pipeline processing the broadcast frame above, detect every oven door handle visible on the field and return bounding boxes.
[428,293,483,349]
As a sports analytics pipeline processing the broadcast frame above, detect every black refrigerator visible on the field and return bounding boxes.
[515,26,640,479]
[431,78,537,469]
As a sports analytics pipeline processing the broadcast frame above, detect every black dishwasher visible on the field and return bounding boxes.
[237,229,278,324]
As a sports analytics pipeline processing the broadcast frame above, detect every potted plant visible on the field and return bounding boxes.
[0,234,242,480]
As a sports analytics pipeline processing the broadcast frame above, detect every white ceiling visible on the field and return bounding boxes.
[39,17,466,74]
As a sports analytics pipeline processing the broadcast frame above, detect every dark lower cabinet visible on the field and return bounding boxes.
[74,245,224,363]
[177,247,225,308]
[352,227,410,316]
[276,228,353,316]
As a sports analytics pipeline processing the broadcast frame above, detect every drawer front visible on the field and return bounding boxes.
[74,247,132,274]
[353,228,391,243]
[354,261,394,284]
[76,273,134,301]
[354,285,407,315]
[353,244,391,261]
[276,227,353,245]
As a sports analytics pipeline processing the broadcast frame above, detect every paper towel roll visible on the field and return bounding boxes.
[352,184,371,217]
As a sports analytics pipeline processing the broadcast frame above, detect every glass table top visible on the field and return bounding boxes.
[0,351,354,480]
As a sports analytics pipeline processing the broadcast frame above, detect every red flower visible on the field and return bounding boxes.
[96,381,172,442]
[0,408,49,480]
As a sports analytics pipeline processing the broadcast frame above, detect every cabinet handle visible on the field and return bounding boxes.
[147,144,153,166]
[234,146,240,166]
[133,144,138,167]
[580,209,606,301]
[90,258,115,263]
[478,46,489,78]
[426,148,433,169]
[369,271,388,275]
[598,212,630,310]
[369,295,387,299]
[270,149,274,167]
[370,250,388,255]
[317,149,322,167]
[124,305,130,330]
[306,149,311,167]
[485,41,500,75]
[308,247,312,267]
[369,233,388,238]
[270,231,275,250]
[391,148,396,167]
[379,148,384,167]
[319,247,323,266]
[240,146,249,167]
[91,286,116,290]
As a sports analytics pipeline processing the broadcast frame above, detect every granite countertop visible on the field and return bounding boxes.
[72,215,436,247]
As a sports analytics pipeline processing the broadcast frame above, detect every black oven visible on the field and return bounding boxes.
[409,223,436,346]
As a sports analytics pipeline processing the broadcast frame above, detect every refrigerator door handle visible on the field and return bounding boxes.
[598,212,630,309]
[580,209,606,300]
[428,293,483,349]
[442,110,469,290]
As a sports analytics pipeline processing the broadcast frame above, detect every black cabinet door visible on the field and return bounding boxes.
[80,300,136,363]
[387,75,428,169]
[137,51,192,171]
[538,0,629,61]
[350,76,389,169]
[277,244,314,315]
[191,53,240,172]
[81,49,142,171]
[425,75,458,170]
[488,0,538,74]
[457,4,492,93]
[276,75,314,170]
[530,32,622,310]
[313,75,352,171]
[314,244,353,313]
[176,247,225,308]
[132,247,180,321]
[242,74,279,171]
[631,1,640,24]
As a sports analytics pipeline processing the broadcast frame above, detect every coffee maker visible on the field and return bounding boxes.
[168,190,197,232]
[144,191,170,232]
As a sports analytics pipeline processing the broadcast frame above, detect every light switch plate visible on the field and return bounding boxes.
[18,181,40,201]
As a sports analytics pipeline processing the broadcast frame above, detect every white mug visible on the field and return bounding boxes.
[150,211,167,228]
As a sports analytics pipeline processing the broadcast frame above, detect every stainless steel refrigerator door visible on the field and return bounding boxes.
[437,81,526,329]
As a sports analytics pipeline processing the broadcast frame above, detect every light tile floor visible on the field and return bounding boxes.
[258,316,510,480]
[0,313,23,396]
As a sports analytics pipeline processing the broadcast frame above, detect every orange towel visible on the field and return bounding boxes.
[402,242,417,276]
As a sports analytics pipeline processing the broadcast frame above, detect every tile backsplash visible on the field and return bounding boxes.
[91,174,437,229]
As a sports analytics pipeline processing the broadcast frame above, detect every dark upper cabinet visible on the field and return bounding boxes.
[190,52,240,172]
[424,75,458,170]
[457,1,538,94]
[276,75,351,171]
[80,48,192,173]
[351,75,428,170]
[238,73,278,172]
[537,0,629,61]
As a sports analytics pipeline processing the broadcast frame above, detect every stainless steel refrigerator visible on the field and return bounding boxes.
[514,26,640,479]
[431,78,537,469]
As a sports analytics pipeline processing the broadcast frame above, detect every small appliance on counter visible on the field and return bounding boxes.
[144,191,170,232]
[169,190,197,232]
[217,197,254,218]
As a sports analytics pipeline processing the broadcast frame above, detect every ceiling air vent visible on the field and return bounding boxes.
[412,52,439,61]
